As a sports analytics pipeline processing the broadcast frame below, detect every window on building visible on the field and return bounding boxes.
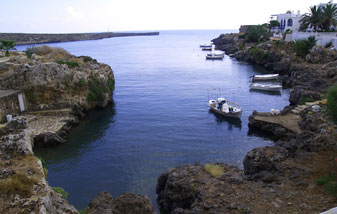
[287,19,293,27]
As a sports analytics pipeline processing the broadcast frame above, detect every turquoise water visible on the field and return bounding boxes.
[26,30,290,210]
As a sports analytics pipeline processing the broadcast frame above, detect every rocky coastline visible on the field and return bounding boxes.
[0,47,155,213]
[156,33,337,213]
[0,32,160,45]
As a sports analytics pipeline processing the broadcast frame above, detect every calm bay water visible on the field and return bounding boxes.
[26,30,290,210]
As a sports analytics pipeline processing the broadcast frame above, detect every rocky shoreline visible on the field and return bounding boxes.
[156,33,337,213]
[0,32,160,45]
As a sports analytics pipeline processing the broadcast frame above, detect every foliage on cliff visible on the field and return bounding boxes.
[242,25,270,43]
[327,84,337,123]
[291,36,316,57]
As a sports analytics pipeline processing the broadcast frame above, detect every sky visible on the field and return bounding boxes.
[0,0,330,33]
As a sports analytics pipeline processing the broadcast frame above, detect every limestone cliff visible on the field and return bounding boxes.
[0,46,114,112]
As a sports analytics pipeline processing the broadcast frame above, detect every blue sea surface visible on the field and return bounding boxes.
[22,30,290,210]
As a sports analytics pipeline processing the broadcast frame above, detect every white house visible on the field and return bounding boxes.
[271,10,302,33]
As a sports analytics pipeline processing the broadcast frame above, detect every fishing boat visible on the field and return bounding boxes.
[206,46,224,60]
[208,98,242,119]
[252,74,279,81]
[250,83,282,91]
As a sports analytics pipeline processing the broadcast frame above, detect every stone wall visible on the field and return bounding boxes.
[0,90,27,122]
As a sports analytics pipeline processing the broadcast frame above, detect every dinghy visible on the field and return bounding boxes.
[250,83,282,92]
[252,74,279,81]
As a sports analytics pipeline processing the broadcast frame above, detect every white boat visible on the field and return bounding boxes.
[252,74,279,81]
[208,98,242,119]
[206,54,224,60]
[250,83,282,91]
[202,47,212,51]
[200,43,213,48]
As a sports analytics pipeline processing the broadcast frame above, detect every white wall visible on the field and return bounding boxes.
[285,32,337,48]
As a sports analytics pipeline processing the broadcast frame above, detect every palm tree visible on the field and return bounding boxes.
[321,4,337,31]
[0,40,16,56]
[300,5,322,32]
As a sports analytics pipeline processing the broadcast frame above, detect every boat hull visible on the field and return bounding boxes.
[250,86,282,92]
[253,74,279,81]
[209,106,242,119]
[206,56,224,60]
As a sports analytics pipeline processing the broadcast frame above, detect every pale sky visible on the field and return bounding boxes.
[0,0,329,33]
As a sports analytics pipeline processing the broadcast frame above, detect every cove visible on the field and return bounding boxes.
[32,30,291,210]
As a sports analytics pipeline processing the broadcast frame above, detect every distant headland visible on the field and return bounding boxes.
[0,32,160,45]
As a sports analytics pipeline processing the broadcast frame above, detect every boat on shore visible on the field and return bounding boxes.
[208,98,242,119]
[250,83,282,91]
[252,74,279,81]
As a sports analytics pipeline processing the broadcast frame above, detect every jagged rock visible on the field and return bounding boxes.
[33,132,66,146]
[306,46,337,64]
[243,146,288,182]
[86,192,154,214]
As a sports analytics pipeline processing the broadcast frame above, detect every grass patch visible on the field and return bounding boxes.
[39,157,48,178]
[316,173,334,185]
[52,187,69,199]
[0,173,35,197]
[107,78,115,91]
[204,164,224,178]
[87,76,108,103]
[327,84,337,123]
[56,60,79,68]
[299,97,316,105]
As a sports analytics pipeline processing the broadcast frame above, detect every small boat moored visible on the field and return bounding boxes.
[206,54,224,60]
[208,98,242,119]
[200,43,213,48]
[202,47,212,51]
[252,74,279,81]
[250,83,282,91]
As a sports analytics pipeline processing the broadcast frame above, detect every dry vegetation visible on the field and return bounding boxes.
[0,173,36,197]
[204,164,224,178]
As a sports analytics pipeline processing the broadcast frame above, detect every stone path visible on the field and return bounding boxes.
[24,108,73,136]
[254,113,302,133]
[291,100,323,114]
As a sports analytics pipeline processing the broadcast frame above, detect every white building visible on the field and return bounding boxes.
[271,10,302,33]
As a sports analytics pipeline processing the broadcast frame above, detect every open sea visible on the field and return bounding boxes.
[19,30,290,211]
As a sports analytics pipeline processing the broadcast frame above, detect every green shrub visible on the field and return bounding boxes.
[75,78,87,89]
[292,36,316,57]
[56,60,79,68]
[299,97,316,105]
[249,47,269,61]
[39,157,48,178]
[25,46,36,58]
[245,25,270,43]
[324,182,337,197]
[316,173,334,185]
[107,78,115,91]
[0,174,35,197]
[325,41,333,48]
[52,187,69,199]
[87,76,108,103]
[327,84,337,123]
[82,56,93,62]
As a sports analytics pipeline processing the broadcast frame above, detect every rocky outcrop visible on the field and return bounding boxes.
[0,117,78,213]
[86,192,154,214]
[0,49,114,111]
[157,106,337,213]
[0,32,159,45]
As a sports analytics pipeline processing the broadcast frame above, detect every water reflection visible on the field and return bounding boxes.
[34,102,116,165]
[208,110,242,130]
